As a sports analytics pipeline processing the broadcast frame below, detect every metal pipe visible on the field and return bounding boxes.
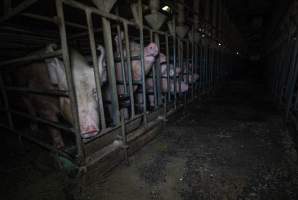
[56,0,85,164]
[0,50,62,67]
[10,109,75,132]
[154,33,162,106]
[86,10,107,129]
[116,25,128,96]
[0,74,14,130]
[0,124,75,161]
[165,34,171,102]
[0,0,39,23]
[22,13,88,30]
[123,22,135,118]
[5,86,69,97]
[138,0,148,126]
[102,16,120,125]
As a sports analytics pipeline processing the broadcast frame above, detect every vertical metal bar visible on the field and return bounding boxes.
[173,19,177,108]
[123,22,135,118]
[102,16,120,125]
[86,10,107,129]
[0,74,14,129]
[154,33,162,106]
[116,25,128,96]
[165,34,171,102]
[186,40,190,103]
[150,30,158,110]
[56,0,84,163]
[191,28,195,100]
[120,109,129,165]
[138,0,147,126]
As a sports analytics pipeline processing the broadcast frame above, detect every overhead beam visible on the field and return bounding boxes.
[0,0,39,23]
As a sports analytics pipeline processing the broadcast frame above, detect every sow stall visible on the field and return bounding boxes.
[0,0,237,190]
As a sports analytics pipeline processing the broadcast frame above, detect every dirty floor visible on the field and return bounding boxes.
[93,81,298,200]
[1,81,298,200]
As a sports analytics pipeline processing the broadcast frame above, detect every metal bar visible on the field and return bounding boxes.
[165,34,171,102]
[0,124,75,161]
[191,28,195,100]
[123,22,135,118]
[151,33,158,110]
[22,13,88,30]
[102,16,120,125]
[116,25,128,96]
[5,86,69,97]
[172,20,177,108]
[10,109,74,132]
[0,0,39,23]
[62,0,135,26]
[0,50,62,67]
[0,74,14,129]
[138,0,148,126]
[86,10,107,129]
[154,33,162,107]
[56,0,84,164]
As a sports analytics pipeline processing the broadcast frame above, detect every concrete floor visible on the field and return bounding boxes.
[1,81,298,200]
[89,81,298,200]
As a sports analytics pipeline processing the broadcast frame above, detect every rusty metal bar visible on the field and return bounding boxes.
[86,10,107,129]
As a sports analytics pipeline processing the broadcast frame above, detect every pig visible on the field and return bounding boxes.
[146,53,192,108]
[11,44,106,148]
[99,33,159,121]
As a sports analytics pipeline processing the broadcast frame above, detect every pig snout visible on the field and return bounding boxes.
[144,43,159,57]
[80,117,99,138]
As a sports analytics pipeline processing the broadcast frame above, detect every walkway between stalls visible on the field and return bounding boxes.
[91,81,298,200]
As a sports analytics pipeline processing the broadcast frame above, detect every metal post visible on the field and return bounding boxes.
[86,10,107,129]
[102,16,120,125]
[165,34,171,102]
[138,0,148,127]
[154,33,162,107]
[56,0,84,163]
[124,22,136,118]
[173,19,177,109]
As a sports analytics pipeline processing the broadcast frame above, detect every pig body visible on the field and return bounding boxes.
[11,44,105,148]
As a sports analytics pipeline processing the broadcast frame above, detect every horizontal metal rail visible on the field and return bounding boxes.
[5,86,69,97]
[0,50,62,67]
[0,123,75,161]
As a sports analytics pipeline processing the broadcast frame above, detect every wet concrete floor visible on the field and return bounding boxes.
[1,81,298,200]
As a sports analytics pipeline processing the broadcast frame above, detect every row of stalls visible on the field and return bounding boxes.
[266,0,298,127]
[0,0,242,190]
